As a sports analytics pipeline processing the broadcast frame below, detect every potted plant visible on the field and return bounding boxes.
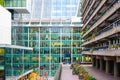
[83,72,91,80]
[109,44,119,49]
[89,76,96,80]
[80,31,85,36]
[90,48,94,53]
[91,30,97,39]
[78,73,83,79]
[70,63,74,69]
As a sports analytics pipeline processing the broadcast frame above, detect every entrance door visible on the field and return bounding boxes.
[65,53,71,64]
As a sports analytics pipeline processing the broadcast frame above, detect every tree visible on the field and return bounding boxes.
[0,0,5,6]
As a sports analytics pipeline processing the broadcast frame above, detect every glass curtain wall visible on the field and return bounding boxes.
[0,47,33,79]
[5,0,26,7]
[0,48,4,80]
[12,26,82,76]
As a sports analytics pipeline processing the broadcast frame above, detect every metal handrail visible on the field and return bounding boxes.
[97,19,120,36]
[83,0,120,37]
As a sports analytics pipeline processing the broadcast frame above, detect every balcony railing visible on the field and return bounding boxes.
[82,0,96,22]
[83,45,109,52]
[82,0,90,15]
[83,1,120,37]
[97,19,120,36]
[82,45,120,56]
[84,0,101,23]
[82,0,107,30]
[82,19,120,46]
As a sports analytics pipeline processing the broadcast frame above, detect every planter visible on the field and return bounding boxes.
[78,74,83,79]
[92,37,95,39]
[72,70,76,75]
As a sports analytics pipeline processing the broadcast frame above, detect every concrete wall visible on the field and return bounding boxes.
[0,5,11,44]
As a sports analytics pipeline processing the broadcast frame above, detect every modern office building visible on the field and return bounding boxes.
[5,0,32,13]
[81,0,120,77]
[0,0,85,79]
[0,5,35,80]
[4,0,32,20]
[12,19,83,76]
[11,0,84,76]
[0,4,36,80]
[0,44,33,80]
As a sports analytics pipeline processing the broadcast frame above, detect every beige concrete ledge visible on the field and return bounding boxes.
[82,25,120,46]
[82,49,120,56]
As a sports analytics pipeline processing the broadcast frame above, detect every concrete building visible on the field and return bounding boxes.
[81,0,120,77]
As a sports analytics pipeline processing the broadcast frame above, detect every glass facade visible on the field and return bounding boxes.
[0,47,34,79]
[9,0,82,77]
[12,26,82,76]
[52,0,78,18]
[0,48,4,79]
[4,0,32,14]
[5,0,26,7]
[14,0,79,19]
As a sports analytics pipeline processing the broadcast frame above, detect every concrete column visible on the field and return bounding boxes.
[106,60,109,73]
[92,58,95,67]
[96,59,98,68]
[100,59,103,71]
[82,56,84,62]
[114,61,118,77]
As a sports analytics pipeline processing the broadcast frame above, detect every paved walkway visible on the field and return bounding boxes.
[83,65,120,80]
[61,64,79,80]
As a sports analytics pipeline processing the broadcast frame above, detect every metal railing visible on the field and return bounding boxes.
[83,19,120,46]
[97,19,120,36]
[83,45,109,51]
[82,0,107,30]
[83,0,120,37]
[83,0,100,24]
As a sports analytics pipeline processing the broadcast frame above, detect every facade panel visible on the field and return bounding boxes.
[0,5,11,44]
[12,26,83,76]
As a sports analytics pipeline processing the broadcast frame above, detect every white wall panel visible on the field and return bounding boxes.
[0,5,11,44]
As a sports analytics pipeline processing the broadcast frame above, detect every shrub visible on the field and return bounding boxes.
[90,48,94,53]
[89,76,96,80]
[71,63,96,80]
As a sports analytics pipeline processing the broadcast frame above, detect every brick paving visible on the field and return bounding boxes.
[61,64,79,80]
[83,65,120,80]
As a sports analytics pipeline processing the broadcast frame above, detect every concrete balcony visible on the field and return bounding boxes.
[82,0,96,24]
[82,0,87,8]
[82,20,120,46]
[83,2,120,38]
[82,0,107,30]
[82,49,120,56]
[82,0,90,15]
